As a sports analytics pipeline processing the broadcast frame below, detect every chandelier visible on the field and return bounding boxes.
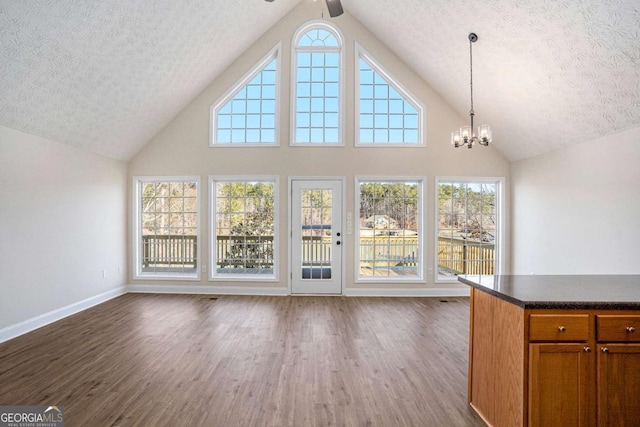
[451,33,491,149]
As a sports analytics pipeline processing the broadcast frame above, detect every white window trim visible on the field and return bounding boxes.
[208,175,279,282]
[210,43,281,147]
[290,20,345,147]
[132,176,201,281]
[434,176,505,283]
[354,176,426,284]
[355,43,425,147]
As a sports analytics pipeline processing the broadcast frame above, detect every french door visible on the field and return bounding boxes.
[291,179,343,294]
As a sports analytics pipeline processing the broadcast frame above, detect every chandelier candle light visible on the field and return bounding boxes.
[451,33,491,149]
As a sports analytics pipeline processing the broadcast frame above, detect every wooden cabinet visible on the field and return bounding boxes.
[528,314,595,426]
[596,315,640,427]
[468,288,640,427]
[528,344,595,427]
[596,315,640,342]
[597,344,640,426]
[529,314,589,342]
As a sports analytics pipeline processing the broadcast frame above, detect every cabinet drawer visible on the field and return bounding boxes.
[597,315,640,342]
[529,314,590,341]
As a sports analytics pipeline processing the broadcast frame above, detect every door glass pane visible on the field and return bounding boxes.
[301,189,332,279]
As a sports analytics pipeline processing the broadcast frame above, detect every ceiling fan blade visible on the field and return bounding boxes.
[325,0,344,17]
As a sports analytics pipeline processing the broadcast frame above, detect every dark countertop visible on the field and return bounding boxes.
[458,275,640,310]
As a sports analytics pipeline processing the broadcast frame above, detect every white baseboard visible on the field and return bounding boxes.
[344,287,470,297]
[127,284,288,296]
[0,287,127,344]
[127,285,470,297]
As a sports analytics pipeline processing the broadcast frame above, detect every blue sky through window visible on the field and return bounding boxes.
[216,58,277,144]
[359,57,419,144]
[297,29,339,47]
[294,26,341,144]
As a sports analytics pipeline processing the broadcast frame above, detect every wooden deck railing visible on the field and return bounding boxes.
[215,235,275,267]
[216,235,328,267]
[359,236,419,267]
[142,235,197,268]
[437,236,495,275]
[141,234,495,275]
[300,236,331,265]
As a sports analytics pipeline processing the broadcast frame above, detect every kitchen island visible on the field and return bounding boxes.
[459,275,640,427]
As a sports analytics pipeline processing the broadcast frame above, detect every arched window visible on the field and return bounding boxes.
[292,22,343,145]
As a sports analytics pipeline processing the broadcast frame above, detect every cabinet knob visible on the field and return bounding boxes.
[558,325,566,332]
[627,326,636,333]
[583,346,591,353]
[601,347,609,353]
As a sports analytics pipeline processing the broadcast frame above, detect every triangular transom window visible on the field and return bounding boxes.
[211,47,279,145]
[357,47,423,145]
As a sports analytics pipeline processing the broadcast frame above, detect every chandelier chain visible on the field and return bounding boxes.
[469,38,473,113]
[450,32,490,149]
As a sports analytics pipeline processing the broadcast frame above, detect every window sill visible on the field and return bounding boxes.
[134,274,201,281]
[355,143,425,148]
[209,143,280,148]
[354,277,426,284]
[209,275,279,283]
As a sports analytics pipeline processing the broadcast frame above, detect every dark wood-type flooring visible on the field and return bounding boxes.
[0,294,486,426]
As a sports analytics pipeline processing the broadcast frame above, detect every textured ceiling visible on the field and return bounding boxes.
[345,0,640,161]
[0,0,299,160]
[1,0,639,162]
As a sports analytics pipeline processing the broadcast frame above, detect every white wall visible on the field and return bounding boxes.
[128,2,510,293]
[511,126,640,274]
[0,126,128,332]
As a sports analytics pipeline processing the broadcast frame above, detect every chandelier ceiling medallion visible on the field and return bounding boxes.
[451,33,491,149]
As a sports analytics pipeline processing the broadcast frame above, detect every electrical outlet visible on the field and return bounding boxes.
[428,267,433,276]
[202,265,207,273]
[102,269,107,279]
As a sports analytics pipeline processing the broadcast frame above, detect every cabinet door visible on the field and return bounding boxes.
[597,344,640,427]
[529,344,595,427]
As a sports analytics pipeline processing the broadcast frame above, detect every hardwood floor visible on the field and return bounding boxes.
[0,295,486,426]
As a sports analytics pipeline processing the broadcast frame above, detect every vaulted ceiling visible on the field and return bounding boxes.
[1,0,638,162]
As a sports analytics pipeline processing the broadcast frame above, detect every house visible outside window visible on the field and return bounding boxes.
[436,178,504,281]
[357,178,424,281]
[292,22,343,145]
[356,46,423,145]
[210,45,280,146]
[133,177,200,279]
[210,177,278,281]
